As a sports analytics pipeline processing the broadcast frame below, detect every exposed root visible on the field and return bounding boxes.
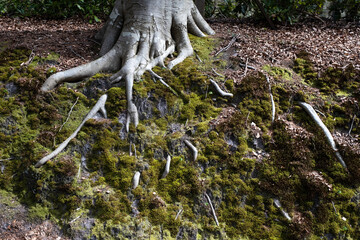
[184,140,198,161]
[273,198,292,221]
[298,102,347,168]
[265,74,275,123]
[161,155,171,179]
[215,33,239,56]
[210,79,233,97]
[41,0,215,130]
[205,193,219,226]
[35,95,108,168]
[149,70,178,96]
[175,208,183,220]
[132,171,141,189]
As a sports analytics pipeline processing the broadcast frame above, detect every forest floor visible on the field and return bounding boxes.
[1,16,360,239]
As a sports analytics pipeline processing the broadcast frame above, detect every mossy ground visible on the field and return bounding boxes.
[1,34,359,240]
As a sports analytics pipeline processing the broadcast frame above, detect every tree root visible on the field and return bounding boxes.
[298,102,347,168]
[265,74,275,123]
[184,140,198,161]
[35,95,108,168]
[132,171,141,189]
[205,193,219,226]
[273,198,292,221]
[40,0,215,130]
[210,79,233,97]
[161,155,171,179]
[175,208,183,220]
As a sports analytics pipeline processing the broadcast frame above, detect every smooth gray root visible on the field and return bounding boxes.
[132,171,141,189]
[161,155,172,179]
[210,79,233,97]
[184,140,198,161]
[265,74,275,123]
[273,198,292,221]
[298,102,347,168]
[41,0,215,130]
[205,193,219,226]
[35,95,108,168]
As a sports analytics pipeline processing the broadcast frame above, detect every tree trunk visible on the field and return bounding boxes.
[41,0,214,130]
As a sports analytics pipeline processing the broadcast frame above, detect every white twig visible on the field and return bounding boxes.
[69,213,83,224]
[215,34,239,56]
[161,155,171,179]
[243,58,249,77]
[195,52,203,63]
[59,97,79,132]
[331,201,337,214]
[184,140,198,161]
[239,63,256,70]
[149,69,178,96]
[205,193,219,226]
[265,74,275,123]
[175,209,183,220]
[298,102,347,168]
[35,95,108,168]
[132,171,141,189]
[210,79,233,97]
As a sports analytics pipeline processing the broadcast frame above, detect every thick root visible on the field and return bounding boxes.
[41,0,215,129]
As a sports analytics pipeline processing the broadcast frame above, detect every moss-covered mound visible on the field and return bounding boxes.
[0,35,359,239]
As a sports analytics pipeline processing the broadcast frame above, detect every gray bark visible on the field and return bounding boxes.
[41,0,214,130]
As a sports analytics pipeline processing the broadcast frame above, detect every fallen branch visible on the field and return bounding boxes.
[184,140,198,161]
[210,79,233,97]
[298,102,347,168]
[161,155,171,179]
[205,193,219,226]
[242,58,249,77]
[35,94,108,168]
[132,171,141,189]
[215,34,239,56]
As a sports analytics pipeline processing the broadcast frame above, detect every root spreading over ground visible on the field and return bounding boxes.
[41,0,214,130]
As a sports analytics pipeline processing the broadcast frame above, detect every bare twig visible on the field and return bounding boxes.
[35,94,108,168]
[210,79,233,97]
[205,193,219,226]
[21,49,35,67]
[59,97,79,132]
[195,52,203,63]
[70,46,86,61]
[215,34,239,56]
[243,58,249,77]
[149,70,178,96]
[273,199,291,221]
[239,63,256,70]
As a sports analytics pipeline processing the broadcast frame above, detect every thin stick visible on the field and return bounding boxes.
[298,102,347,168]
[348,115,356,136]
[149,70,178,96]
[184,140,198,161]
[195,52,203,63]
[215,34,239,56]
[210,79,233,97]
[205,193,219,226]
[239,63,256,70]
[35,94,108,168]
[59,97,79,132]
[243,58,249,77]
